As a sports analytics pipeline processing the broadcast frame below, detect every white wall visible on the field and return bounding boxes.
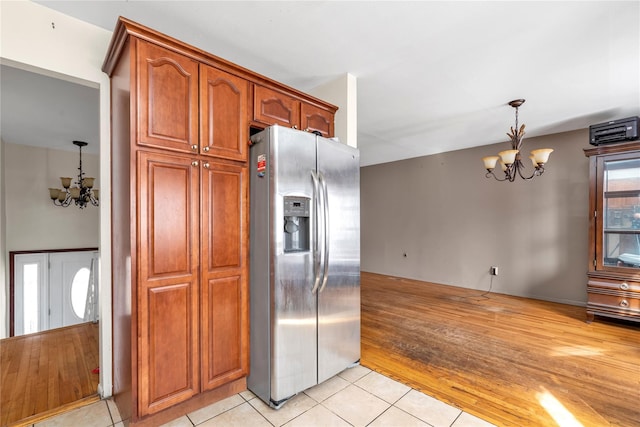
[361,129,590,306]
[4,143,99,251]
[310,73,358,148]
[0,139,5,340]
[0,0,113,396]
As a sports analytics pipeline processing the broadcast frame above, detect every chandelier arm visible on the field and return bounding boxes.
[53,192,72,207]
[515,160,537,180]
[485,170,509,182]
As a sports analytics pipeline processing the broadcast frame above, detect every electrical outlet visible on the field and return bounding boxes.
[490,266,498,276]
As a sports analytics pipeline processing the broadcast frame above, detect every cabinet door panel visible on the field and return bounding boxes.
[301,102,334,137]
[140,283,197,413]
[137,151,199,415]
[201,276,246,389]
[137,40,199,153]
[200,65,249,161]
[253,85,300,129]
[202,163,248,270]
[201,162,248,390]
[210,169,242,268]
[139,152,198,280]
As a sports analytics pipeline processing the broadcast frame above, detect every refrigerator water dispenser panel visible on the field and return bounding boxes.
[283,196,310,253]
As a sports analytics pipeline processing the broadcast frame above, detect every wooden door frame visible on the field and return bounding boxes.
[9,247,98,337]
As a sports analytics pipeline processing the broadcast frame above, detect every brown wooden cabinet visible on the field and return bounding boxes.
[253,85,335,137]
[200,161,248,391]
[137,41,199,153]
[137,151,200,414]
[103,16,336,424]
[584,141,640,324]
[105,28,249,425]
[137,153,248,416]
[300,101,335,137]
[200,65,249,161]
[135,40,250,419]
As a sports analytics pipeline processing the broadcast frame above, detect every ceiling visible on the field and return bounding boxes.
[4,1,640,165]
[1,64,100,154]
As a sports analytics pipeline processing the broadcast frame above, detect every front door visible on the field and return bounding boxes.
[13,250,99,336]
[49,251,99,329]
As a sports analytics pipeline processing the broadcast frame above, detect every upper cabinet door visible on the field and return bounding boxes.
[137,40,199,153]
[301,103,334,138]
[253,85,301,129]
[200,65,249,161]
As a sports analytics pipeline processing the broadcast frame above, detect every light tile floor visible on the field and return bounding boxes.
[30,365,495,427]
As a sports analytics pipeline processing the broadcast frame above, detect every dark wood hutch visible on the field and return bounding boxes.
[584,141,640,324]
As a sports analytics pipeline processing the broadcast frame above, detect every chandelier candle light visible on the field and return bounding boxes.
[482,99,553,182]
[48,140,99,208]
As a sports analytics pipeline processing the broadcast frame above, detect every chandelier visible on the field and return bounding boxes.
[48,141,99,208]
[482,99,553,182]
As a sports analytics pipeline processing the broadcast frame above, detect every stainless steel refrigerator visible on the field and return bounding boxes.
[248,125,360,409]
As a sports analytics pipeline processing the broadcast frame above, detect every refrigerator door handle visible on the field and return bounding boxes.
[318,172,330,293]
[310,170,323,294]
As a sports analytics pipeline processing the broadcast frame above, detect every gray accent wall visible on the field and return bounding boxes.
[361,129,590,306]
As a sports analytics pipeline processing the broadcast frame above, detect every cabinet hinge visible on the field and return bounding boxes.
[593,259,597,268]
[594,210,597,218]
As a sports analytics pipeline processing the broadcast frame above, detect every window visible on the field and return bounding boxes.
[71,267,91,319]
[22,263,39,334]
[601,158,640,268]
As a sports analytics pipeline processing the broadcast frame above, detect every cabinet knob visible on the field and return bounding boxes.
[191,144,198,151]
[620,282,630,290]
[620,299,629,308]
[203,162,210,169]
[191,161,199,167]
[203,146,210,152]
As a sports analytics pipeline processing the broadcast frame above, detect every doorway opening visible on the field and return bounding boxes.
[10,248,99,336]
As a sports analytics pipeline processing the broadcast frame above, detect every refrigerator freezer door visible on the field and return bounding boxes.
[270,126,319,403]
[316,137,361,383]
[248,131,269,404]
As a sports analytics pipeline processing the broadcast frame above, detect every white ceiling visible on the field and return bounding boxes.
[1,64,100,154]
[4,1,640,165]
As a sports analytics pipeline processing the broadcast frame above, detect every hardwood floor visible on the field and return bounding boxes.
[360,272,640,427]
[0,322,100,427]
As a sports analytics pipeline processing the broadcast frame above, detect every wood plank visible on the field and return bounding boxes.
[0,323,100,427]
[360,272,640,427]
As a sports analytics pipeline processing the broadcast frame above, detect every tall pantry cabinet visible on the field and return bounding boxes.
[104,24,249,422]
[102,17,336,425]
